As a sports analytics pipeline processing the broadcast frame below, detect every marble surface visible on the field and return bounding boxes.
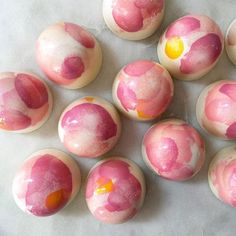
[0,0,236,235]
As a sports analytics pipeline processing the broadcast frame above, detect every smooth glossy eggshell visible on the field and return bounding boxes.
[103,0,165,40]
[85,157,146,224]
[0,72,53,133]
[208,145,236,208]
[196,80,236,140]
[112,60,174,121]
[36,22,102,89]
[142,119,205,181]
[12,149,81,216]
[157,14,224,80]
[58,96,121,158]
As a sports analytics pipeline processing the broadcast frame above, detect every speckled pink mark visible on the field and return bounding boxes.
[65,22,95,48]
[61,56,85,80]
[180,33,222,74]
[112,0,163,32]
[166,16,200,38]
[25,154,72,216]
[15,74,48,109]
[86,160,141,212]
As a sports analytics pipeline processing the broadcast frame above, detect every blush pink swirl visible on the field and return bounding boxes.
[197,80,236,140]
[208,146,236,207]
[113,60,173,121]
[158,14,223,80]
[142,119,205,181]
[58,97,121,158]
[85,158,145,224]
[0,72,52,132]
[36,22,102,89]
[12,149,81,216]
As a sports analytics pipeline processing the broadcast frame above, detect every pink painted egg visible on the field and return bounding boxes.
[36,22,102,89]
[0,72,52,133]
[157,14,224,80]
[226,19,236,65]
[208,145,236,208]
[58,96,121,158]
[112,60,174,121]
[103,0,165,40]
[85,157,146,224]
[196,80,236,140]
[12,149,81,216]
[142,119,205,181]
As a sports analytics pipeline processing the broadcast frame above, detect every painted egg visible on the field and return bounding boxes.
[142,119,205,181]
[157,14,224,81]
[36,22,102,89]
[103,0,165,40]
[208,145,236,208]
[12,149,81,216]
[112,60,174,121]
[226,19,236,65]
[58,96,121,158]
[196,80,236,140]
[85,157,146,224]
[0,72,52,133]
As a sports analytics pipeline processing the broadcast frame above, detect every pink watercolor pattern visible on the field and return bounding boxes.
[13,154,73,216]
[59,99,120,158]
[200,81,236,139]
[114,60,173,120]
[36,22,97,87]
[143,120,205,181]
[0,73,50,132]
[159,15,223,79]
[112,0,164,32]
[86,159,143,223]
[209,148,236,207]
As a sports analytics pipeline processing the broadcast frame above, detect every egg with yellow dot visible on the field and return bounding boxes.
[85,157,146,224]
[157,14,223,81]
[12,149,81,217]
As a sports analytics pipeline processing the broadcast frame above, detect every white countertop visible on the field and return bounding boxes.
[0,0,236,235]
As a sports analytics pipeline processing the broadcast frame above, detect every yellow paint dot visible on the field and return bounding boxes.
[95,178,114,194]
[85,96,94,102]
[165,37,184,59]
[45,189,64,210]
[137,110,153,119]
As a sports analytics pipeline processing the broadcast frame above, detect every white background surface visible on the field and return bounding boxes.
[0,0,236,235]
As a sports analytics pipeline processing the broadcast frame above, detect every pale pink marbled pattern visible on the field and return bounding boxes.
[209,147,236,207]
[166,16,200,38]
[112,0,164,32]
[180,33,222,74]
[86,158,144,224]
[13,153,73,216]
[158,14,223,80]
[36,22,101,89]
[198,80,236,139]
[114,60,173,120]
[59,97,121,158]
[0,72,51,132]
[143,119,205,181]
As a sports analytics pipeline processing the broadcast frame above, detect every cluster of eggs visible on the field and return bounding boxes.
[2,0,236,225]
